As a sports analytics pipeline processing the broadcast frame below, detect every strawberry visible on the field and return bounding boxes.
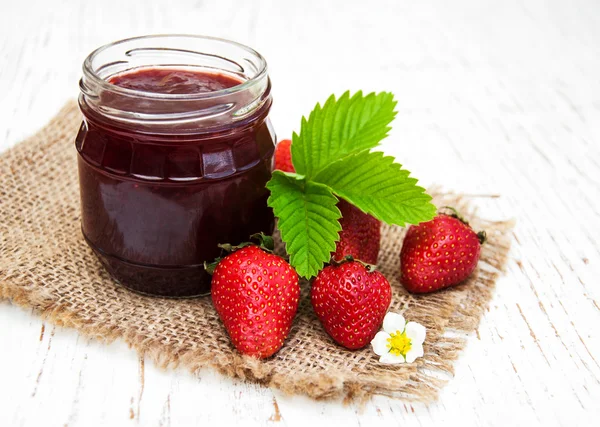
[400,209,486,294]
[311,260,392,350]
[209,235,300,358]
[273,139,294,173]
[332,200,381,264]
[274,139,382,264]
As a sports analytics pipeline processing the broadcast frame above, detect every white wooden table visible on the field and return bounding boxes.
[1,0,599,425]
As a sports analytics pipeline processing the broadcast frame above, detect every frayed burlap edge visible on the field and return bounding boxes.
[0,101,514,404]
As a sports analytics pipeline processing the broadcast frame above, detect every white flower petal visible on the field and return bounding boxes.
[379,352,406,364]
[405,321,426,345]
[383,312,406,335]
[371,331,391,356]
[405,343,424,363]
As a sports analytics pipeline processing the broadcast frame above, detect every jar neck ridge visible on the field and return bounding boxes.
[79,35,271,135]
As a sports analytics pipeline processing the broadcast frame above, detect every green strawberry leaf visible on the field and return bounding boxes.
[314,150,436,226]
[267,91,435,278]
[291,91,397,179]
[266,171,342,279]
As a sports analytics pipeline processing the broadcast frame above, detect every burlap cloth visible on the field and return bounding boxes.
[0,102,513,403]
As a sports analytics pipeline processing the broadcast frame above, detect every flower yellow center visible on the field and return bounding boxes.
[387,329,412,357]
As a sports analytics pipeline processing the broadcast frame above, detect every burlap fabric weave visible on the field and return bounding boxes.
[0,102,513,403]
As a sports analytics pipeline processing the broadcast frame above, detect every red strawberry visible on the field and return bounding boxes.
[210,238,300,358]
[274,139,294,173]
[311,260,392,350]
[332,200,381,264]
[273,140,381,264]
[400,210,486,294]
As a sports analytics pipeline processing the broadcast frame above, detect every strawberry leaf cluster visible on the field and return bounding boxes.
[267,91,436,278]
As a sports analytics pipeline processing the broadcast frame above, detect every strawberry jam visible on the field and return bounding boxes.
[76,36,275,297]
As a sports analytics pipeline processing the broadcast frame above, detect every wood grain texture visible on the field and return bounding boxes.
[1,0,598,425]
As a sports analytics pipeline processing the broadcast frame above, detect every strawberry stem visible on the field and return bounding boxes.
[216,232,274,254]
[250,232,275,252]
[205,232,276,275]
[204,259,221,275]
[217,242,253,252]
[439,206,469,225]
[440,206,486,245]
[477,231,487,245]
[330,254,376,271]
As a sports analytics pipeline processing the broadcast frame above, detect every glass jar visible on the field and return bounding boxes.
[75,35,275,297]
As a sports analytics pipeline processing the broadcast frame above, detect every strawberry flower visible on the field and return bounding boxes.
[370,312,426,364]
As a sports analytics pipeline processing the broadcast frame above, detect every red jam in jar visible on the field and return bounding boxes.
[76,35,275,297]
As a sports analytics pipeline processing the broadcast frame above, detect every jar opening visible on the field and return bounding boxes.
[79,35,272,133]
[82,34,268,101]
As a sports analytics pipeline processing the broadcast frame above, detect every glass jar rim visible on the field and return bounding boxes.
[82,34,269,101]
